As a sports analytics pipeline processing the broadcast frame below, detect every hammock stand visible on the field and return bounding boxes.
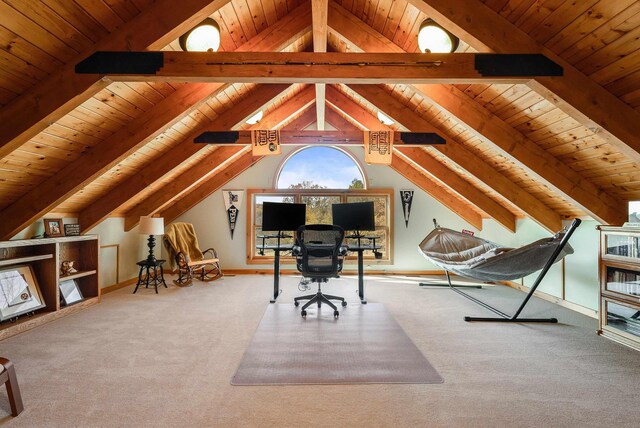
[419,218,581,323]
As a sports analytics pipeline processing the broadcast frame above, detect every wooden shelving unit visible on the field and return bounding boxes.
[597,226,640,351]
[0,235,100,341]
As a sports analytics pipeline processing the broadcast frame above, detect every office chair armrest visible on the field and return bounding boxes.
[291,245,302,256]
[339,246,348,257]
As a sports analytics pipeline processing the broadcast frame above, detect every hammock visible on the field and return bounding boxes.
[418,226,574,283]
[418,218,581,323]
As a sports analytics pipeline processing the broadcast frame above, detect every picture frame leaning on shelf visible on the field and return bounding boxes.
[0,265,46,322]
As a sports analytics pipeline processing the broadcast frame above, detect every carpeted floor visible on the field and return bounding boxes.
[0,274,639,427]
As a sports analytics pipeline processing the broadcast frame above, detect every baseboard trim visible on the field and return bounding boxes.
[221,269,444,276]
[101,277,137,294]
[504,281,598,319]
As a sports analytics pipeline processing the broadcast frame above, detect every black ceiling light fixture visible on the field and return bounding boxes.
[418,19,460,53]
[179,18,221,52]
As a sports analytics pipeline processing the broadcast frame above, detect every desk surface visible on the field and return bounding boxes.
[257,244,294,251]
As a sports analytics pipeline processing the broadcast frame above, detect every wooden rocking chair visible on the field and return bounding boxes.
[163,222,223,286]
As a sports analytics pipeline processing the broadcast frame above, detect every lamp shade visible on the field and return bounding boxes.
[418,19,459,53]
[179,18,221,52]
[139,216,164,235]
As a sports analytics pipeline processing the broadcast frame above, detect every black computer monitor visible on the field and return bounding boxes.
[261,202,306,232]
[331,201,375,233]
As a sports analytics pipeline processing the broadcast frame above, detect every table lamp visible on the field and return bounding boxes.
[139,216,164,263]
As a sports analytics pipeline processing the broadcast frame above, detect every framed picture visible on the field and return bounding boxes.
[43,218,64,237]
[59,279,83,306]
[0,265,46,322]
[63,224,81,236]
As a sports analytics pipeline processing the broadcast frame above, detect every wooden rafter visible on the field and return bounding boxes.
[325,85,517,231]
[284,105,318,131]
[347,83,562,232]
[327,3,618,227]
[0,82,225,240]
[406,0,640,165]
[79,84,292,232]
[158,148,262,225]
[0,0,233,161]
[123,146,247,231]
[396,148,516,232]
[76,51,562,84]
[0,4,312,239]
[390,155,484,230]
[325,105,361,131]
[312,0,329,130]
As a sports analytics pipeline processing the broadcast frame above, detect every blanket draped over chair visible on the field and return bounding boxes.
[163,222,222,285]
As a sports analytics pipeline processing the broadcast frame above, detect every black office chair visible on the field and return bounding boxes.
[293,224,348,317]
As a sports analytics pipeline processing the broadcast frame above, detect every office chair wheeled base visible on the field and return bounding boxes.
[295,290,346,318]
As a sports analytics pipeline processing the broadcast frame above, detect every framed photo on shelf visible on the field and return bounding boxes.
[59,279,83,306]
[43,218,64,237]
[0,265,46,322]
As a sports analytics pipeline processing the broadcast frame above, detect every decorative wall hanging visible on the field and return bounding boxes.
[400,189,414,228]
[364,131,393,164]
[251,130,281,156]
[223,190,244,239]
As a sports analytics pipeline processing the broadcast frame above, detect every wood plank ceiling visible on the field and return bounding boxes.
[0,0,638,239]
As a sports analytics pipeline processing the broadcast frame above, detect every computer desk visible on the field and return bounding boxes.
[257,234,293,303]
[345,243,381,304]
[258,238,380,304]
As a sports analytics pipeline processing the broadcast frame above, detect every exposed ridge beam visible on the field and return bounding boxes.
[312,0,328,130]
[0,0,233,160]
[406,0,640,165]
[79,84,292,232]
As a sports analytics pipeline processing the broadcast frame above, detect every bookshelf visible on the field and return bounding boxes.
[598,226,640,351]
[0,235,100,341]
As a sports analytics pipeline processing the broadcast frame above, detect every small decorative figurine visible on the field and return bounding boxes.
[60,260,78,276]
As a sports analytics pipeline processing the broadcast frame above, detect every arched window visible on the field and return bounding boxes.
[247,146,392,264]
[276,146,365,190]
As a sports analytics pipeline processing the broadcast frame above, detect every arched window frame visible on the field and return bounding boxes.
[246,146,393,265]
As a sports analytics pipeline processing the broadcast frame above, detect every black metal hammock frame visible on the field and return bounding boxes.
[419,218,582,323]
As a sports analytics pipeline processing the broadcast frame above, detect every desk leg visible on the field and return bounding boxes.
[357,250,367,304]
[270,250,281,303]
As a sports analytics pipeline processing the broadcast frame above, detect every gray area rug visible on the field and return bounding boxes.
[232,303,443,385]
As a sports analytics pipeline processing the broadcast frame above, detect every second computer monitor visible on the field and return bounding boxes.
[331,201,375,232]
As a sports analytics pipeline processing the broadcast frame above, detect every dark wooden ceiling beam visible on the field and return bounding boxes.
[75,51,562,84]
[194,130,445,146]
[406,0,640,165]
[0,0,233,160]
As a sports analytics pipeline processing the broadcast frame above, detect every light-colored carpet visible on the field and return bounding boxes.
[232,303,443,385]
[0,274,639,427]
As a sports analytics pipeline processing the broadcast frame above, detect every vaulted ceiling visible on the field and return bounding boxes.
[0,0,639,239]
